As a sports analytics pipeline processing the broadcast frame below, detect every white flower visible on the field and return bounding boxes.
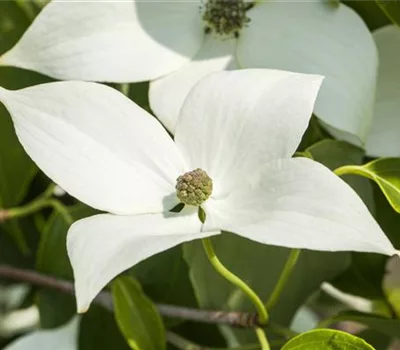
[3,317,78,350]
[364,25,400,157]
[0,69,395,313]
[0,0,377,147]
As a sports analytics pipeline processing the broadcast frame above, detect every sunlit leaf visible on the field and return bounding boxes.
[282,329,375,349]
[336,158,400,213]
[376,0,400,26]
[112,276,166,350]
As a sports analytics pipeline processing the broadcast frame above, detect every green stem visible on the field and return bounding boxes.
[6,187,73,226]
[255,328,271,350]
[266,249,301,310]
[201,238,269,324]
[47,199,73,225]
[7,199,54,220]
[334,165,371,179]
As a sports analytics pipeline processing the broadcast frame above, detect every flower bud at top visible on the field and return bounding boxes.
[176,168,213,206]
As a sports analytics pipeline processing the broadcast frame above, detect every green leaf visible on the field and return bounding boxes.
[376,0,400,26]
[0,112,37,208]
[36,204,97,328]
[79,304,130,350]
[282,329,375,349]
[132,245,197,308]
[0,2,53,252]
[127,82,150,112]
[0,2,52,209]
[383,256,400,318]
[331,252,387,300]
[343,0,390,30]
[319,310,400,338]
[0,223,35,267]
[184,234,349,342]
[363,158,400,213]
[336,158,400,213]
[305,140,384,301]
[297,116,330,151]
[374,184,400,248]
[306,140,375,211]
[0,1,30,53]
[112,276,166,350]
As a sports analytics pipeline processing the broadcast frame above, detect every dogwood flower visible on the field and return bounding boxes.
[0,0,377,146]
[0,69,395,313]
[3,317,78,350]
[364,25,400,157]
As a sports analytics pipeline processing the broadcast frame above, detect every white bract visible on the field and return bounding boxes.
[365,25,400,157]
[3,317,78,350]
[0,0,377,146]
[0,69,395,313]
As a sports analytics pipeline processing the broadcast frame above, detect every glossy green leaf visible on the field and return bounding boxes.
[127,82,150,112]
[331,252,387,300]
[0,112,37,208]
[0,2,52,253]
[0,2,51,209]
[184,233,349,342]
[319,310,400,338]
[307,140,364,169]
[305,140,385,300]
[344,0,390,30]
[336,158,400,213]
[374,184,400,248]
[376,0,400,26]
[36,204,97,328]
[79,305,130,350]
[0,224,35,268]
[297,116,330,151]
[282,329,375,349]
[112,276,166,350]
[307,140,375,211]
[383,256,400,318]
[132,245,197,308]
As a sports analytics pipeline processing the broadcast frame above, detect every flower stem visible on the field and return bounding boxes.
[334,165,371,179]
[5,183,73,226]
[201,238,269,323]
[266,249,301,310]
[255,327,271,350]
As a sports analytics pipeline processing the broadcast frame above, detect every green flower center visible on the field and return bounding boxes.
[176,168,213,206]
[202,0,253,37]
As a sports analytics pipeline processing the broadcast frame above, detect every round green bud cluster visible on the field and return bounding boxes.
[176,168,213,206]
[202,0,252,37]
